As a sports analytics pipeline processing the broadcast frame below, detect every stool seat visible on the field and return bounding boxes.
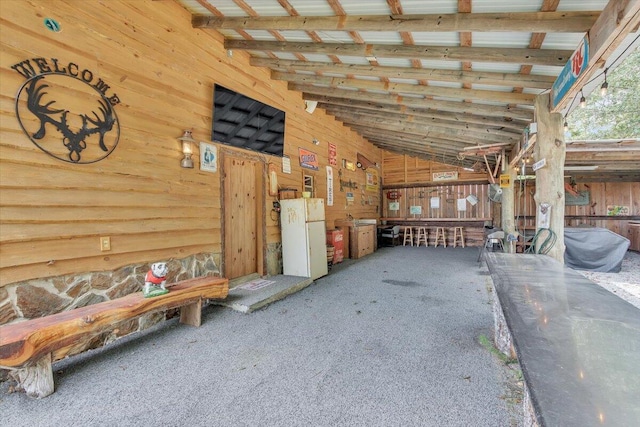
[415,227,428,247]
[402,226,414,246]
[453,226,465,248]
[434,227,447,248]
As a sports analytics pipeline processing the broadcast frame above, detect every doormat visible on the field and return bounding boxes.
[238,279,276,291]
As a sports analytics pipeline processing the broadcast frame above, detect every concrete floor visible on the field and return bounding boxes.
[1,246,521,426]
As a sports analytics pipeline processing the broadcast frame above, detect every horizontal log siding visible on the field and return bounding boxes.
[0,0,381,285]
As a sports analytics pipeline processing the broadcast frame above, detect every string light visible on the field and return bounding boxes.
[564,119,569,132]
[600,68,609,96]
[579,89,586,108]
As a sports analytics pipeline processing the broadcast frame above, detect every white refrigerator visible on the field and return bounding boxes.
[280,198,328,280]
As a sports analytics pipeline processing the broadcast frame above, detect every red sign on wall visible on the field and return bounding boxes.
[328,143,337,166]
[387,190,401,200]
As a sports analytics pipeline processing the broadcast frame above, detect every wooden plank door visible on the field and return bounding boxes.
[223,156,263,280]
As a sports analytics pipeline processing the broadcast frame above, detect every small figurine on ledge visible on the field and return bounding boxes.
[143,262,170,298]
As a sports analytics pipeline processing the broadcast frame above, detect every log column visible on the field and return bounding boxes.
[500,164,517,253]
[533,94,565,262]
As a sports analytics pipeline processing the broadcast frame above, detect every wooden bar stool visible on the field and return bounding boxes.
[434,227,447,248]
[415,227,428,247]
[402,226,414,246]
[453,226,465,248]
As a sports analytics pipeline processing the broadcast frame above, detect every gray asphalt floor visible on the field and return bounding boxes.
[1,246,520,426]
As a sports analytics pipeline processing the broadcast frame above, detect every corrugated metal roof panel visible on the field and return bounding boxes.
[399,0,458,14]
[471,84,514,92]
[471,0,544,13]
[336,0,393,15]
[242,0,294,16]
[286,0,335,16]
[470,62,522,73]
[411,32,460,46]
[242,30,278,40]
[556,0,609,11]
[197,0,245,16]
[541,33,587,50]
[530,65,564,76]
[357,31,403,44]
[472,33,533,48]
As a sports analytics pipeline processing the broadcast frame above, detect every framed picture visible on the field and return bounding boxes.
[199,142,217,173]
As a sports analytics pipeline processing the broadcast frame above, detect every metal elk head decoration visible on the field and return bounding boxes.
[13,58,121,164]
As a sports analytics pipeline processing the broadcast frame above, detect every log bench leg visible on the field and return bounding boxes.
[179,298,202,327]
[9,353,54,398]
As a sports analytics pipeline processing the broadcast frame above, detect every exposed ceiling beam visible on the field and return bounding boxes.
[194,11,598,33]
[340,116,518,144]
[225,40,573,67]
[323,106,520,138]
[318,100,528,131]
[251,58,556,89]
[275,71,537,104]
[297,86,534,120]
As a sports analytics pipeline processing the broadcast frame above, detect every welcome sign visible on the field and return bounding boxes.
[12,57,121,164]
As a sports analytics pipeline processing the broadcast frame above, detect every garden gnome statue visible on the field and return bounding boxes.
[143,262,170,298]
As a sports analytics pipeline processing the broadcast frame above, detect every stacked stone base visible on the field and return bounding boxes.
[1,253,220,381]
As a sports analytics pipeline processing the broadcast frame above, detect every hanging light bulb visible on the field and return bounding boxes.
[564,119,569,132]
[579,90,586,108]
[600,69,609,96]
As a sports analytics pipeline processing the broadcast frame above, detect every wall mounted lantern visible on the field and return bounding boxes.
[178,130,195,168]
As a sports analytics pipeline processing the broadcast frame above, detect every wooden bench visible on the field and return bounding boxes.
[485,253,640,426]
[0,276,228,398]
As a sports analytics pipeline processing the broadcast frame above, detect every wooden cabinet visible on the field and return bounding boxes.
[335,221,377,259]
[354,225,376,259]
[629,223,640,252]
[345,224,376,259]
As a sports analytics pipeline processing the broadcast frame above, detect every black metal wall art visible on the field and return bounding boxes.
[12,58,121,164]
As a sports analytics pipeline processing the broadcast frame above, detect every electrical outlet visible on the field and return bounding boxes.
[100,236,111,251]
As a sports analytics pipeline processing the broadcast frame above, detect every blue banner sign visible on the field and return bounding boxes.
[552,36,589,108]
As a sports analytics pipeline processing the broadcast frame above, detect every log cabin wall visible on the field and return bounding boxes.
[515,181,640,242]
[380,152,492,246]
[0,0,380,325]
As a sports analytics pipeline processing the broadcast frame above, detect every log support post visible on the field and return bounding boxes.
[9,353,54,398]
[533,94,565,262]
[179,299,202,327]
[501,164,517,253]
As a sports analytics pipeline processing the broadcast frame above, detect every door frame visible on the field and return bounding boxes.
[220,148,266,279]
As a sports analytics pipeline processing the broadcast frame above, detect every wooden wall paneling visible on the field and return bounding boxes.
[0,244,215,286]
[0,0,384,285]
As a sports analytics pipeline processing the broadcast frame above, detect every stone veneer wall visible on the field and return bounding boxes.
[0,252,220,327]
[266,242,283,277]
[0,253,220,381]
